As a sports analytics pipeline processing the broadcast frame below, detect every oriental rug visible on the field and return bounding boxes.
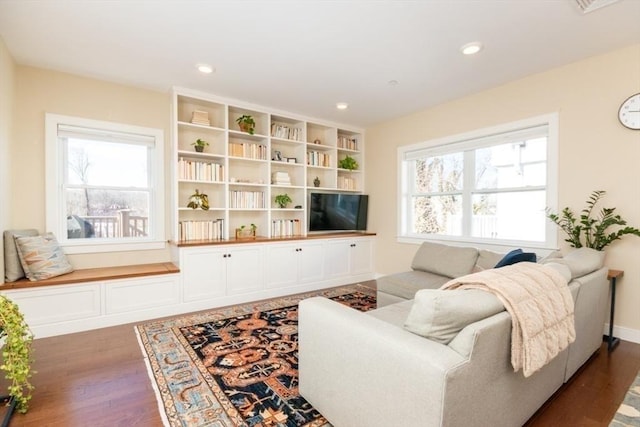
[135,285,376,427]
[610,369,640,426]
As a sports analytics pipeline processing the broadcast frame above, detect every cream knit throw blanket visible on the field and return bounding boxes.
[441,262,575,377]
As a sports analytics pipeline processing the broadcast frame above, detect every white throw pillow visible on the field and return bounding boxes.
[404,289,505,344]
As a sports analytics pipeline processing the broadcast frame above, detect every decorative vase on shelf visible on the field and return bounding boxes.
[313,177,320,187]
[194,145,204,153]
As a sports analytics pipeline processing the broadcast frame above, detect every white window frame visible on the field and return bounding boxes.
[397,113,559,252]
[45,113,165,254]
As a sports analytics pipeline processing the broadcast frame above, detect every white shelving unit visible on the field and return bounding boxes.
[172,88,365,243]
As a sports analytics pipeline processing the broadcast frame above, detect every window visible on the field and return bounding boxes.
[45,114,165,253]
[398,114,558,249]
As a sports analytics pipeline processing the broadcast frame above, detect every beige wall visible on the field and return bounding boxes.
[366,44,640,335]
[0,37,15,280]
[11,66,173,268]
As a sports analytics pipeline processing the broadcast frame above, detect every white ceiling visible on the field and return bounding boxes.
[1,0,639,127]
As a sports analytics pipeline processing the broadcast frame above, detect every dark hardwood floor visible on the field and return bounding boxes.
[2,282,639,427]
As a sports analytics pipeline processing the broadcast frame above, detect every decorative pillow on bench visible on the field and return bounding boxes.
[14,233,74,281]
[3,229,39,282]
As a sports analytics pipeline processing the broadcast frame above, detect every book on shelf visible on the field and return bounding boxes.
[178,157,224,182]
[271,122,303,141]
[338,135,358,150]
[179,218,224,241]
[191,110,210,126]
[229,190,266,209]
[271,171,292,185]
[338,175,357,190]
[229,142,267,160]
[271,219,302,238]
[306,151,331,167]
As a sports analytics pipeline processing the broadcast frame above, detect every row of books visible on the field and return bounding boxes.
[272,219,302,238]
[229,142,267,160]
[191,110,210,126]
[338,176,357,190]
[271,123,304,141]
[307,151,331,167]
[229,191,266,209]
[272,171,292,185]
[179,219,224,241]
[178,158,224,182]
[337,136,358,151]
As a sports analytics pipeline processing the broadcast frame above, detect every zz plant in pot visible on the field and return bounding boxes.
[546,190,640,251]
[0,295,35,413]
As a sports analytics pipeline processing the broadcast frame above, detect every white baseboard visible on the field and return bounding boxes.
[604,323,640,344]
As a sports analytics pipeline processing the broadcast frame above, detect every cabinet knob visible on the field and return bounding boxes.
[350,243,356,247]
[223,254,227,258]
[228,253,232,258]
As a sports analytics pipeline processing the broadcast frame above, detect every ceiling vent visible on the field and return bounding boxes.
[574,0,622,13]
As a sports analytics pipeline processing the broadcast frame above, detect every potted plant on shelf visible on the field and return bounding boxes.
[275,194,292,209]
[187,189,210,210]
[338,155,359,170]
[0,295,35,414]
[235,223,257,240]
[235,115,256,135]
[546,190,640,251]
[191,138,209,153]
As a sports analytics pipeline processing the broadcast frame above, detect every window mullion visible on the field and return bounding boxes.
[462,150,474,237]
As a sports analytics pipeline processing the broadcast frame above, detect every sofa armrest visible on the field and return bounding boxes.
[298,297,466,427]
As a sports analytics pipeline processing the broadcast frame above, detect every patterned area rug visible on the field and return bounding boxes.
[611,370,640,426]
[136,284,376,427]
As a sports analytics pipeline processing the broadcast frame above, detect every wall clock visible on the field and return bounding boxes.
[618,93,640,130]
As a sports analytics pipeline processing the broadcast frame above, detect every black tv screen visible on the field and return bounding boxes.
[309,193,368,232]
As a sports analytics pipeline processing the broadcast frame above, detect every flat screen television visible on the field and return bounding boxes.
[309,192,369,232]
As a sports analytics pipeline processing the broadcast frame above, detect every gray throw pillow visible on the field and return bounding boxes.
[404,289,505,344]
[3,229,39,282]
[411,241,479,278]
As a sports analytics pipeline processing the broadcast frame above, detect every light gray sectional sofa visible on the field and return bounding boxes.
[299,241,609,427]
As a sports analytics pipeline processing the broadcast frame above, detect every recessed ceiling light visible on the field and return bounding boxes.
[197,64,214,74]
[336,102,349,110]
[460,42,483,55]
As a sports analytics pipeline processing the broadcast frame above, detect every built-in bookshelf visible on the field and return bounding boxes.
[172,88,364,243]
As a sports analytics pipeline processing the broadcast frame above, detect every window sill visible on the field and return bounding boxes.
[397,235,557,256]
[60,240,167,254]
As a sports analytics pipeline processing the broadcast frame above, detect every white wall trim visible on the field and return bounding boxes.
[605,323,640,345]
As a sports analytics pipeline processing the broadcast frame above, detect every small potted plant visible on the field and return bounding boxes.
[338,155,359,170]
[187,189,209,210]
[235,115,256,135]
[235,223,257,240]
[275,194,292,209]
[0,295,35,414]
[191,138,209,153]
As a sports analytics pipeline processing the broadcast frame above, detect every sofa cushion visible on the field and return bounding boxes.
[411,242,479,279]
[404,289,505,344]
[377,270,450,300]
[14,233,74,281]
[3,229,39,282]
[540,247,604,279]
[367,300,414,327]
[475,249,506,271]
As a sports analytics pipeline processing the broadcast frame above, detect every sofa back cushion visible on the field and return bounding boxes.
[404,288,505,344]
[540,247,604,279]
[411,242,479,279]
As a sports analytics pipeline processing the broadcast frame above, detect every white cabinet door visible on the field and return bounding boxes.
[298,241,325,283]
[324,240,351,279]
[182,247,227,302]
[349,239,373,276]
[226,245,264,295]
[265,244,299,289]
